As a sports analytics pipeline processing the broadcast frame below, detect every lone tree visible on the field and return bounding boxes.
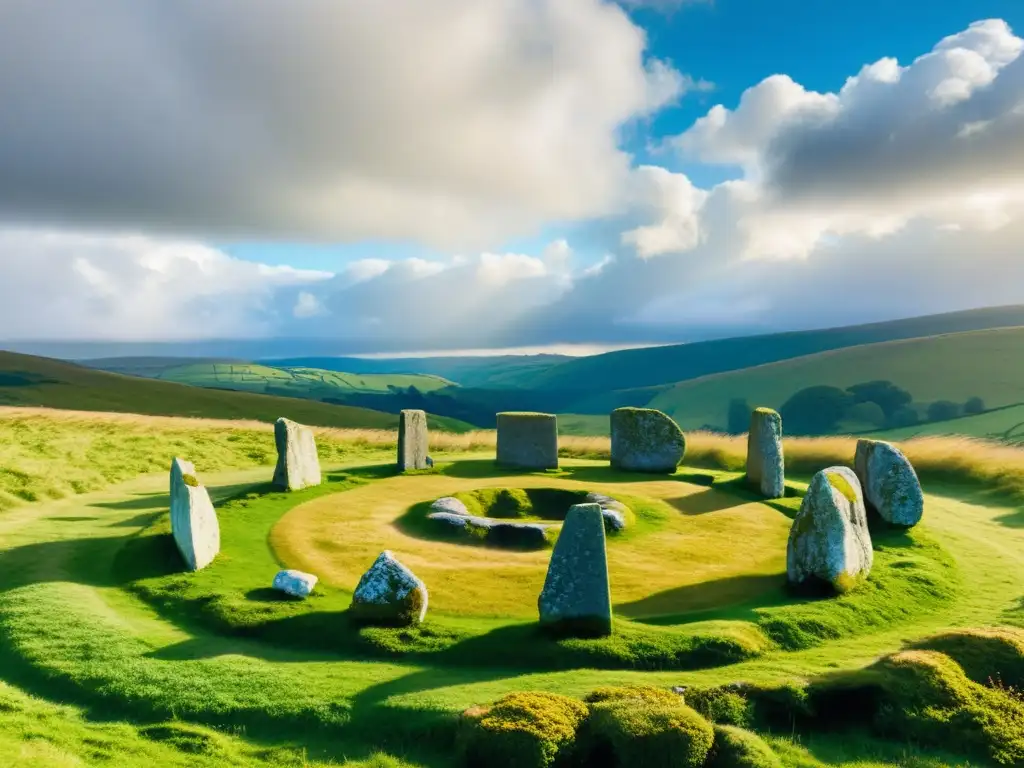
[780,385,854,435]
[927,400,961,422]
[964,396,985,415]
[846,380,913,420]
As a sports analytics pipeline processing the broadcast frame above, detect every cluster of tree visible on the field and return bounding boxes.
[727,381,986,436]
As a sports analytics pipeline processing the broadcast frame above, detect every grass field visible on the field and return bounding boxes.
[647,327,1024,432]
[0,408,1022,766]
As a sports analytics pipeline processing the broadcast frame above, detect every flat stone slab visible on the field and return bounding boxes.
[398,409,429,471]
[169,458,220,572]
[584,492,630,533]
[746,408,785,499]
[272,569,318,598]
[496,412,558,470]
[787,466,873,593]
[430,496,469,516]
[538,503,612,637]
[610,408,685,473]
[273,418,322,491]
[855,439,924,528]
[427,511,553,549]
[350,551,428,626]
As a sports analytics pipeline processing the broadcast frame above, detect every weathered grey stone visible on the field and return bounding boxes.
[272,418,321,491]
[496,412,559,470]
[427,511,472,529]
[746,408,785,499]
[430,496,469,516]
[538,503,612,636]
[350,551,428,626]
[584,492,630,533]
[854,439,924,528]
[427,511,554,549]
[272,569,318,598]
[610,408,685,473]
[398,409,429,471]
[169,458,220,571]
[787,467,873,593]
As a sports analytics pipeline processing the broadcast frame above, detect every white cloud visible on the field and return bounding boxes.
[293,292,326,319]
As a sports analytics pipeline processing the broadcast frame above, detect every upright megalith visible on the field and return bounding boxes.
[609,407,685,473]
[272,418,321,491]
[538,503,612,637]
[496,412,558,470]
[397,409,429,471]
[855,439,924,528]
[169,458,220,571]
[746,408,785,498]
[787,466,873,593]
[350,551,428,626]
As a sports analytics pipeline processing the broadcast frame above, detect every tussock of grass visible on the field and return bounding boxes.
[706,724,782,768]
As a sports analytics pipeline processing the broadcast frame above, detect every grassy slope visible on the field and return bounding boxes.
[0,352,472,432]
[528,304,1024,392]
[873,402,1024,442]
[647,327,1024,431]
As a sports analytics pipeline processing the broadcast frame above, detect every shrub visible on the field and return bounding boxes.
[927,400,961,422]
[686,687,752,727]
[584,685,683,707]
[456,692,587,768]
[964,396,986,415]
[911,628,1024,689]
[706,725,782,768]
[577,700,714,768]
[779,386,853,435]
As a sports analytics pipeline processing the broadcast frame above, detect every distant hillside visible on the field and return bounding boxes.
[871,402,1024,443]
[151,362,452,394]
[526,304,1024,392]
[0,352,468,431]
[647,327,1024,433]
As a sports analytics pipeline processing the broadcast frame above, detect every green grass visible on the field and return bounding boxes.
[872,401,1024,443]
[0,351,471,432]
[647,327,1024,432]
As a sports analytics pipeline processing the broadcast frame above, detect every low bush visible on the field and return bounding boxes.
[686,687,752,727]
[583,685,682,707]
[576,699,714,768]
[706,725,782,768]
[910,627,1024,689]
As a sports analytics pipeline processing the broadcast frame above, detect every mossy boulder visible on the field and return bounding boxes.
[746,408,784,499]
[456,691,587,768]
[538,504,611,637]
[397,409,429,471]
[610,407,685,473]
[786,466,873,593]
[349,551,428,626]
[272,417,321,491]
[496,412,558,470]
[707,725,781,768]
[577,698,714,768]
[854,439,924,527]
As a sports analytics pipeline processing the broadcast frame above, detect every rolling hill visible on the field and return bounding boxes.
[646,327,1024,432]
[872,402,1024,443]
[0,351,470,431]
[526,304,1024,393]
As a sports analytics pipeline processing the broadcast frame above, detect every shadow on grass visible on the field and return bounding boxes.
[617,573,788,622]
[45,516,98,523]
[90,493,166,511]
[665,487,748,516]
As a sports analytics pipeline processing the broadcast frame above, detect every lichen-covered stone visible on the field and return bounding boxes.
[350,551,428,626]
[169,458,219,571]
[272,569,318,598]
[610,407,685,473]
[538,503,612,636]
[854,439,924,528]
[430,496,469,516]
[746,408,785,499]
[398,409,429,471]
[496,412,559,470]
[272,418,321,491]
[787,467,873,593]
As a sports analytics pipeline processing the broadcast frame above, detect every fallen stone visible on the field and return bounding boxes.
[272,569,318,598]
[610,408,685,473]
[787,466,873,593]
[746,408,785,499]
[584,492,630,533]
[169,458,220,571]
[427,511,472,529]
[538,503,612,636]
[272,418,321,491]
[350,551,428,626]
[430,496,470,516]
[398,409,429,471]
[496,412,558,470]
[427,511,554,549]
[854,439,924,528]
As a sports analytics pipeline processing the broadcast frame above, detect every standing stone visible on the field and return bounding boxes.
[272,569,318,598]
[609,407,685,473]
[787,467,873,593]
[496,412,558,470]
[855,439,924,528]
[538,503,612,637]
[398,409,429,471]
[746,408,785,498]
[169,458,220,571]
[272,417,321,491]
[350,551,428,626]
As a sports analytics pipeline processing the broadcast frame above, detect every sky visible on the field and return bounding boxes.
[3,0,1024,356]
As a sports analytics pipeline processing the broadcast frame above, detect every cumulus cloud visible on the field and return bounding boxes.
[0,0,684,248]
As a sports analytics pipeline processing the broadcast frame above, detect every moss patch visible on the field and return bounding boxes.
[707,725,781,768]
[577,699,714,768]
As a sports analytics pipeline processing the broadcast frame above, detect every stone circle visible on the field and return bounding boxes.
[495,412,558,470]
[854,438,924,528]
[610,407,685,473]
[169,457,220,572]
[746,407,785,499]
[272,417,322,491]
[398,409,429,471]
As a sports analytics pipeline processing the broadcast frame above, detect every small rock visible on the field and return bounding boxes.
[426,456,434,468]
[584,492,630,533]
[350,551,428,626]
[854,439,924,528]
[272,569,318,598]
[610,408,686,473]
[272,418,321,491]
[430,496,469,516]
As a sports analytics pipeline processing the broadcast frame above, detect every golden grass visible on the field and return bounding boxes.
[270,467,789,619]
